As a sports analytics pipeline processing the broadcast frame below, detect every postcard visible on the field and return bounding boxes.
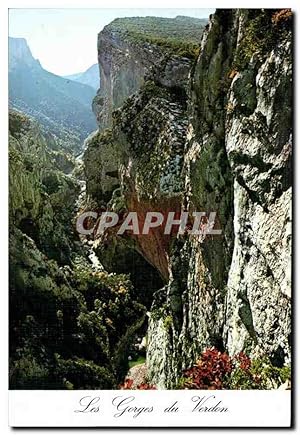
[8,6,292,428]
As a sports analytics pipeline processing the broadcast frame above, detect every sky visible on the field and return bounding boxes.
[9,8,214,76]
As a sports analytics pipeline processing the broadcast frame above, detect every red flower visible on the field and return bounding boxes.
[182,347,233,390]
[235,352,251,372]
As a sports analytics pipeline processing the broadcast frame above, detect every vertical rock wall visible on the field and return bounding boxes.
[147,9,292,387]
[88,11,292,388]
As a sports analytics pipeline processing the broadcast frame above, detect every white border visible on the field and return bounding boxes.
[9,390,291,428]
[1,1,298,433]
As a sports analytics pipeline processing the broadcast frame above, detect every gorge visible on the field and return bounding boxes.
[9,9,292,390]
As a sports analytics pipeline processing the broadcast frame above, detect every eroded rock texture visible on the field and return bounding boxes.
[224,13,292,365]
[85,10,292,388]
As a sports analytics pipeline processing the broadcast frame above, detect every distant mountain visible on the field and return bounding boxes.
[9,37,97,152]
[64,64,100,90]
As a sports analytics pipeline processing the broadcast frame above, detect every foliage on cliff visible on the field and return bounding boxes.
[9,110,80,263]
[233,9,292,71]
[9,110,146,389]
[9,231,145,389]
[106,16,207,58]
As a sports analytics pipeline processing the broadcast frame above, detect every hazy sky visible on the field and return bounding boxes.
[9,8,214,76]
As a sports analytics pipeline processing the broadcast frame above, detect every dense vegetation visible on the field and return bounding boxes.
[119,346,291,390]
[177,348,291,390]
[106,16,208,59]
[9,111,146,389]
[9,111,79,263]
[233,9,292,71]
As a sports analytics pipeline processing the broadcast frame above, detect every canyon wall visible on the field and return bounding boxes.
[86,10,292,388]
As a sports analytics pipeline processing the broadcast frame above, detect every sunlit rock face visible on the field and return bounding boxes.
[224,28,292,365]
[87,11,292,388]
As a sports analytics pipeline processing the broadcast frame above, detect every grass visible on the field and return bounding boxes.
[128,355,146,369]
[106,16,207,59]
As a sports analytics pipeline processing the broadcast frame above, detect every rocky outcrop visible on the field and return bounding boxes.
[93,16,207,128]
[88,77,190,282]
[86,10,292,389]
[85,16,205,280]
[224,14,292,364]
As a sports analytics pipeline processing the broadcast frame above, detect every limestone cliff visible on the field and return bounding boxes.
[85,10,292,388]
[93,16,207,128]
[223,10,292,365]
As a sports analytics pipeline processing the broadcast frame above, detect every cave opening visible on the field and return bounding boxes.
[98,242,165,309]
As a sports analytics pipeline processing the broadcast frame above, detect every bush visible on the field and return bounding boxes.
[107,16,205,60]
[182,348,232,389]
[119,379,157,390]
[178,348,291,390]
[55,357,116,390]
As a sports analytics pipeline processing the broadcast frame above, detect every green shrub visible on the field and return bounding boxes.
[233,9,292,71]
[55,357,116,390]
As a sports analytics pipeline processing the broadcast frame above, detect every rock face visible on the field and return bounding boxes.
[93,16,207,129]
[86,17,207,284]
[86,10,292,388]
[223,12,292,365]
